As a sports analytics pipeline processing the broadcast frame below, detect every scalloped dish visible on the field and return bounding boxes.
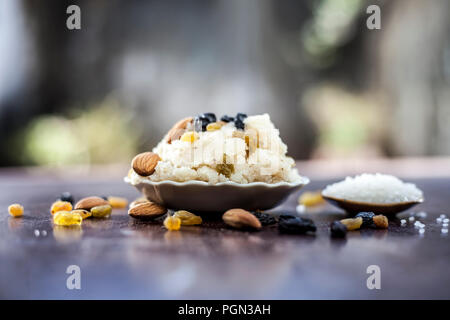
[125,113,309,212]
[125,176,309,212]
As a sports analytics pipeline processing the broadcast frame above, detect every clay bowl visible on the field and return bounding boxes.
[322,194,424,217]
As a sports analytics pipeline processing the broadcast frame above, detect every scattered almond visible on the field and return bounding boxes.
[129,197,150,209]
[132,152,160,176]
[128,201,167,220]
[74,196,109,210]
[222,208,261,230]
[373,215,389,229]
[166,117,193,143]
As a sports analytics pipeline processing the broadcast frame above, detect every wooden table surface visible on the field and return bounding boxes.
[1,163,450,299]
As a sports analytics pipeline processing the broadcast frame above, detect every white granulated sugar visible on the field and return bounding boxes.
[414,221,425,229]
[296,205,305,214]
[135,113,301,184]
[322,173,423,204]
[416,211,427,218]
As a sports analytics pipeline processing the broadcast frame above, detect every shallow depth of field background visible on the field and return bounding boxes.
[0,0,449,168]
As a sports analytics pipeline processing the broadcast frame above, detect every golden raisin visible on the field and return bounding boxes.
[163,215,181,231]
[180,131,199,143]
[340,217,363,231]
[53,211,82,226]
[216,164,234,178]
[90,205,112,218]
[174,210,202,225]
[71,209,92,220]
[298,191,325,207]
[206,122,223,131]
[373,215,389,229]
[50,200,73,215]
[8,204,24,217]
[107,196,128,209]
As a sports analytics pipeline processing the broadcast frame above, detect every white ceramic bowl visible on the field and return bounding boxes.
[124,176,309,213]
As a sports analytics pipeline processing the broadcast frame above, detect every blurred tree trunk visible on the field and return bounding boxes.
[377,0,450,156]
[0,0,118,165]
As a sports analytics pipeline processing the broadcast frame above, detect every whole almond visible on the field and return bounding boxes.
[167,117,193,143]
[129,197,150,209]
[132,152,160,176]
[128,201,167,220]
[74,196,109,210]
[222,208,261,230]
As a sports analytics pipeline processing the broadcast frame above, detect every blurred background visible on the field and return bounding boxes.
[1,0,449,169]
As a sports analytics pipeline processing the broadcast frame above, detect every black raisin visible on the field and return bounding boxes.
[236,113,247,121]
[59,192,74,204]
[253,212,276,226]
[234,120,245,130]
[200,113,216,123]
[330,221,347,238]
[196,113,216,131]
[220,115,234,123]
[355,212,375,227]
[234,113,247,130]
[278,214,296,221]
[278,217,316,234]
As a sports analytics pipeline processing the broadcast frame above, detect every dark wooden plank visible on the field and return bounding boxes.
[0,170,449,299]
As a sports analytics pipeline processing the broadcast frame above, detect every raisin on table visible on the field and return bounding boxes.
[278,217,316,234]
[355,212,375,227]
[330,221,347,238]
[340,217,363,231]
[278,214,297,221]
[253,212,277,226]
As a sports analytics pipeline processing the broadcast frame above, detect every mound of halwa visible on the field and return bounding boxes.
[129,113,301,184]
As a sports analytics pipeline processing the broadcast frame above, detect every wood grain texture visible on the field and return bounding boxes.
[0,167,449,299]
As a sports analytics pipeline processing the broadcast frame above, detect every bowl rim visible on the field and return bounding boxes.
[124,175,310,188]
[321,193,424,207]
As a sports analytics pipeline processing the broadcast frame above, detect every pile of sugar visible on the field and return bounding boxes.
[322,173,423,204]
[139,114,301,184]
